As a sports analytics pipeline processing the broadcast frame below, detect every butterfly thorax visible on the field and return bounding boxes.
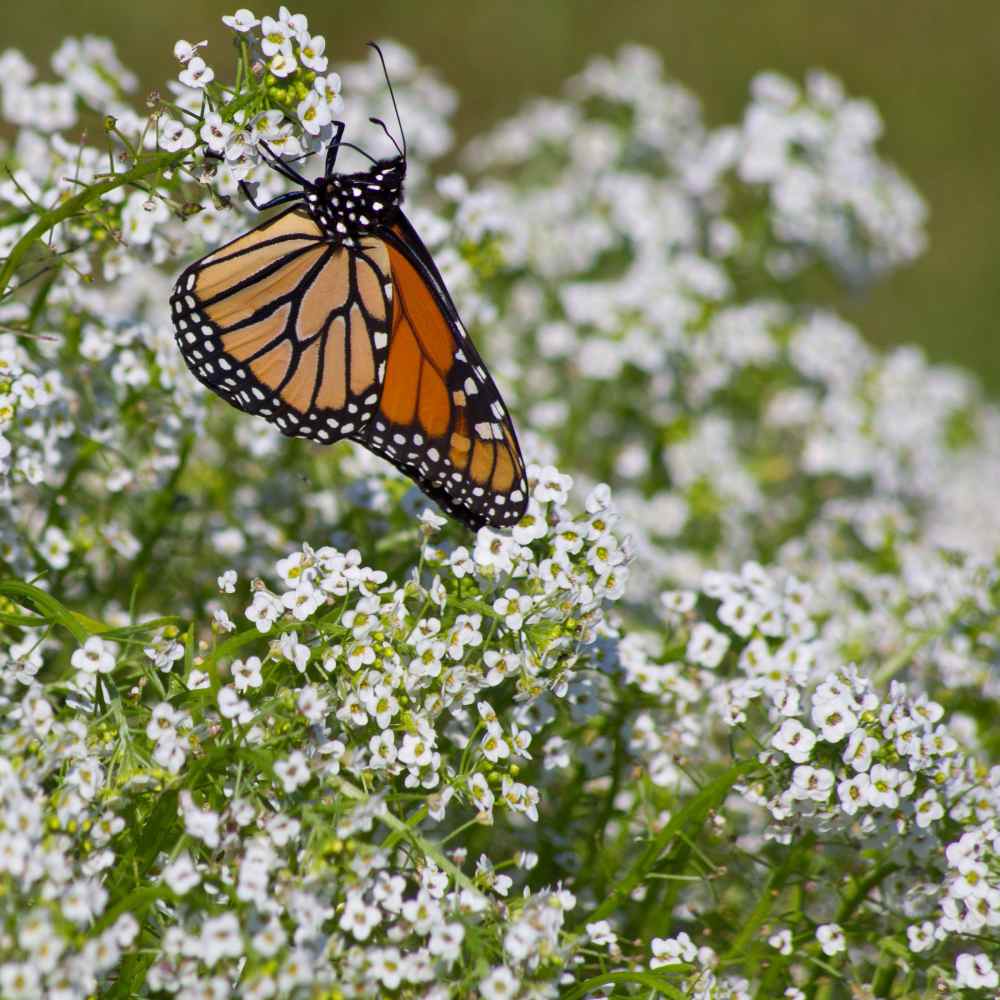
[306,157,406,242]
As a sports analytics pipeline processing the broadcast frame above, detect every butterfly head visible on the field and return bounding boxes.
[308,155,405,239]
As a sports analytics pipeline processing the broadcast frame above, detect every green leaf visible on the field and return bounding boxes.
[559,968,690,1000]
[0,579,108,641]
[581,759,758,926]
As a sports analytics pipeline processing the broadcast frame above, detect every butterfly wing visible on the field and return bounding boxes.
[170,206,392,443]
[363,214,529,531]
[171,205,528,531]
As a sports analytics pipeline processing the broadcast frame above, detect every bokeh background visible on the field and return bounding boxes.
[11,0,1000,389]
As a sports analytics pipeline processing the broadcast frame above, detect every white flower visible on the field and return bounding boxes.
[297,31,327,72]
[914,790,944,829]
[282,582,324,621]
[769,928,793,955]
[246,591,283,633]
[67,759,104,800]
[200,913,243,966]
[252,920,286,958]
[339,892,381,941]
[173,39,207,64]
[70,636,117,675]
[218,685,252,722]
[586,920,617,947]
[492,589,533,631]
[274,751,311,793]
[222,8,260,31]
[530,466,568,506]
[314,72,344,113]
[180,790,221,848]
[955,953,998,990]
[836,773,870,816]
[178,56,214,89]
[473,529,519,574]
[843,729,878,771]
[468,772,494,817]
[297,90,331,137]
[686,622,730,668]
[418,507,447,532]
[811,695,858,743]
[651,932,698,967]
[161,853,200,895]
[217,569,238,593]
[717,593,762,637]
[200,112,233,154]
[268,50,297,78]
[772,718,817,763]
[160,117,195,151]
[41,526,71,569]
[429,921,465,963]
[369,730,397,768]
[790,764,834,802]
[481,723,510,764]
[865,763,901,809]
[949,858,989,900]
[661,590,697,615]
[260,15,293,56]
[480,967,519,1000]
[0,963,40,999]
[816,923,845,956]
[906,921,935,953]
[232,656,263,691]
[398,733,433,768]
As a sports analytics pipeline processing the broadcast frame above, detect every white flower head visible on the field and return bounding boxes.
[173,39,207,64]
[71,636,117,675]
[178,56,214,90]
[222,8,260,31]
[772,718,817,764]
[297,90,331,137]
[160,117,196,152]
[816,923,845,956]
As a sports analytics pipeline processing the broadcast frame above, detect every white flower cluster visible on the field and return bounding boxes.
[731,70,927,281]
[431,47,1000,603]
[168,7,344,197]
[0,469,630,998]
[618,560,1000,992]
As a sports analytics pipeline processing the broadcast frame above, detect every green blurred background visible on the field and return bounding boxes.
[12,1,1000,390]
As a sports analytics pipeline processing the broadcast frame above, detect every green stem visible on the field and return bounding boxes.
[0,150,188,297]
[726,832,815,962]
[835,861,899,925]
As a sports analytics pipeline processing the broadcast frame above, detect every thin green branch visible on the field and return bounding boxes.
[0,149,189,297]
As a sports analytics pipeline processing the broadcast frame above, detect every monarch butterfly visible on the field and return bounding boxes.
[170,45,528,531]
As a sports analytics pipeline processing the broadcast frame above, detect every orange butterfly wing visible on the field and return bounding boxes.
[362,222,528,530]
[171,206,392,443]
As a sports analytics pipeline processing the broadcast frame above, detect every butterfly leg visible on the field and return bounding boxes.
[257,140,314,188]
[237,182,305,212]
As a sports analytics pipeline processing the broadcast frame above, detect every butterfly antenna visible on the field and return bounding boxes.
[368,41,407,158]
[369,117,403,158]
[338,141,380,166]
